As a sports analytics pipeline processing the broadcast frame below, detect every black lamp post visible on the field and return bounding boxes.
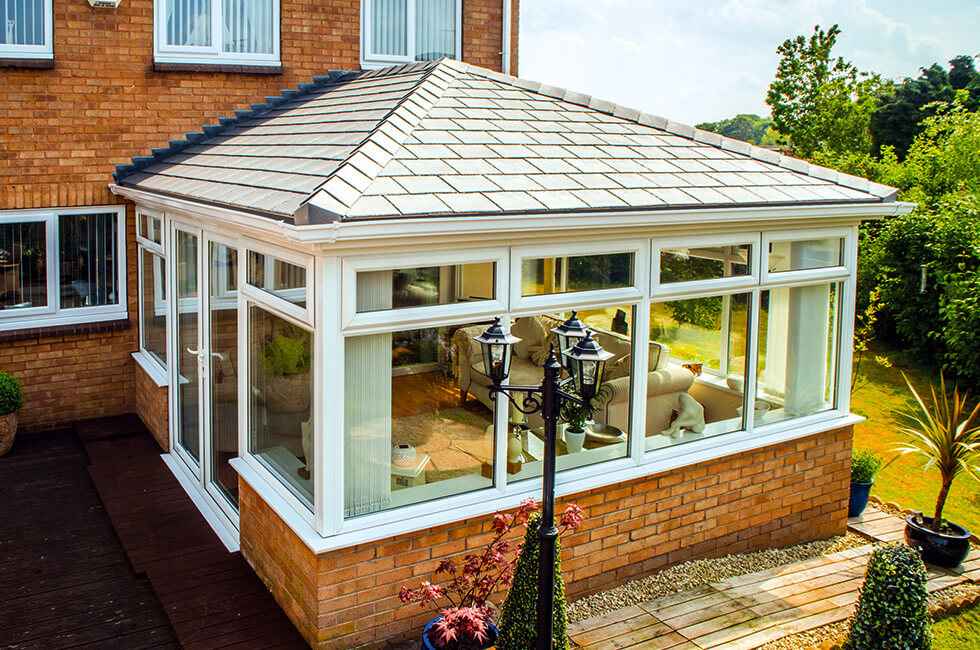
[473,315,613,650]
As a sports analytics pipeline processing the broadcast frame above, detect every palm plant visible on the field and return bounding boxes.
[895,372,980,533]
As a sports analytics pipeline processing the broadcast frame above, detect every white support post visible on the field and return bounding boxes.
[319,255,345,536]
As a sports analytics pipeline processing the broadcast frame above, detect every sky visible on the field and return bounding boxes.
[518,1,980,125]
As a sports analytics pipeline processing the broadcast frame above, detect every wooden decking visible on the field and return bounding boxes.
[569,506,979,649]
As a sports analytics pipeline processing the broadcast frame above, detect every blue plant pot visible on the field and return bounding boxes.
[421,616,498,650]
[848,481,873,518]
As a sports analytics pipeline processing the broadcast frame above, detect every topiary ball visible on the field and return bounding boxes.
[0,371,23,416]
[845,542,931,650]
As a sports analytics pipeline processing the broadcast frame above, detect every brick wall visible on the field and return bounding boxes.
[133,363,169,451]
[239,425,853,649]
[1,0,518,431]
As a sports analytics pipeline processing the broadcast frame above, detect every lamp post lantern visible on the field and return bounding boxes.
[473,314,613,650]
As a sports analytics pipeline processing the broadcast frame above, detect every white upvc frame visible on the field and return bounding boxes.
[360,0,462,68]
[341,247,509,334]
[241,238,314,327]
[652,232,760,298]
[0,206,127,331]
[0,0,53,60]
[761,227,851,285]
[509,238,649,315]
[137,207,165,252]
[152,0,281,67]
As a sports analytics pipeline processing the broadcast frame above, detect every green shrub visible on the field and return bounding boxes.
[845,543,931,650]
[850,450,883,483]
[262,331,310,376]
[496,512,569,650]
[0,371,23,416]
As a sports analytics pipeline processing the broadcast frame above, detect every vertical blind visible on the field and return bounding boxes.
[415,0,455,60]
[0,221,47,310]
[1,0,44,46]
[59,213,119,309]
[223,0,273,54]
[371,0,407,56]
[166,0,213,47]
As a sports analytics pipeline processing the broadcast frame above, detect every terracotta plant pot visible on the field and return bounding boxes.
[905,514,972,569]
[0,411,17,457]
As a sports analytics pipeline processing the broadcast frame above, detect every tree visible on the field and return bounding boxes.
[696,114,771,144]
[766,24,878,158]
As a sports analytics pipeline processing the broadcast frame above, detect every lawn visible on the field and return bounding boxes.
[849,341,980,534]
[933,602,980,649]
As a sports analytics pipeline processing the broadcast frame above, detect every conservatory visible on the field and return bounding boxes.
[111,58,908,646]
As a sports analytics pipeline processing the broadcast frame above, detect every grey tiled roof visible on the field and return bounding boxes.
[116,59,897,224]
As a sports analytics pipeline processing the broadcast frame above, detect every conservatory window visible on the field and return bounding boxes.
[0,0,52,60]
[355,262,495,314]
[139,248,168,370]
[521,252,634,297]
[767,237,843,273]
[1,208,126,331]
[155,0,279,66]
[660,244,752,284]
[362,0,460,66]
[247,250,307,308]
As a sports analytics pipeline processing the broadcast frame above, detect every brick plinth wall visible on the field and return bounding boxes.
[133,364,169,452]
[1,0,518,431]
[239,425,853,649]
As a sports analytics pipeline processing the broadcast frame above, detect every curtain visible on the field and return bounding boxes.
[344,271,394,517]
[59,213,117,309]
[223,0,273,54]
[1,0,44,46]
[166,0,212,47]
[415,0,455,60]
[371,0,407,56]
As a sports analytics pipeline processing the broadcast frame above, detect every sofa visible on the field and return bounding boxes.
[452,315,699,435]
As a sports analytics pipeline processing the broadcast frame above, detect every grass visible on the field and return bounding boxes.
[850,341,980,533]
[933,602,980,649]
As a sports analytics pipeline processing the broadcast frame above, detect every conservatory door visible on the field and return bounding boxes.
[171,225,203,475]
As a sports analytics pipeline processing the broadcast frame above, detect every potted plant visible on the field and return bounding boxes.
[897,373,980,568]
[262,328,311,414]
[0,370,24,457]
[849,450,883,517]
[559,384,612,454]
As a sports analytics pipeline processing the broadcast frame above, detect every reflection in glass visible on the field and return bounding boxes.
[0,221,47,310]
[521,252,633,296]
[210,243,239,508]
[769,238,843,273]
[140,249,167,367]
[140,214,162,245]
[356,262,495,313]
[175,230,200,462]
[248,305,314,508]
[648,293,751,450]
[247,251,306,307]
[756,284,840,426]
[660,244,751,284]
[59,213,118,309]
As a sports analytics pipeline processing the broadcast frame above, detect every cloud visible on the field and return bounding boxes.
[518,0,977,124]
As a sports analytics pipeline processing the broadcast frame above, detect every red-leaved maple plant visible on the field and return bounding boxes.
[400,499,585,649]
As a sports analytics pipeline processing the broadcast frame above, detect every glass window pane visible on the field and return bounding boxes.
[248,306,314,508]
[522,252,633,297]
[175,230,200,462]
[648,293,751,450]
[140,214,162,245]
[660,244,751,284]
[140,249,168,368]
[0,220,47,311]
[247,251,306,307]
[415,0,455,60]
[503,305,633,482]
[356,262,494,313]
[756,284,840,426]
[0,0,45,46]
[345,320,495,517]
[165,0,212,47]
[222,0,273,54]
[210,243,239,507]
[370,0,407,56]
[59,213,119,309]
[768,238,843,273]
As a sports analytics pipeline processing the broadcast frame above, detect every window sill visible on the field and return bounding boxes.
[0,57,54,69]
[153,61,283,75]
[132,351,168,387]
[0,315,129,341]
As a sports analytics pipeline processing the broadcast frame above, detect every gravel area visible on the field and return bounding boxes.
[567,533,867,623]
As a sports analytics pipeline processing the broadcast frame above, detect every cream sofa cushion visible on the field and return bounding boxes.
[512,316,548,360]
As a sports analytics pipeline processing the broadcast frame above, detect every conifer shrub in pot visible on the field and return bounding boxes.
[848,450,882,517]
[844,542,931,650]
[0,371,24,457]
[897,373,979,568]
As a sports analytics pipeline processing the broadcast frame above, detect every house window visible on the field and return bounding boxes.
[139,249,168,369]
[355,262,495,314]
[154,0,279,66]
[0,0,52,60]
[0,208,126,331]
[362,0,461,67]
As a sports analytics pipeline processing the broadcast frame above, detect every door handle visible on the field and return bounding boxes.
[186,347,201,356]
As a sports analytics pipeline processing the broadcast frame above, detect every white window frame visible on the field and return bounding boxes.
[0,0,53,60]
[652,232,760,298]
[360,0,463,68]
[152,0,281,67]
[0,206,127,331]
[762,227,850,285]
[241,238,314,326]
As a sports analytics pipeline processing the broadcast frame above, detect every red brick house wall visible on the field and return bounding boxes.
[0,0,519,432]
[239,426,853,649]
